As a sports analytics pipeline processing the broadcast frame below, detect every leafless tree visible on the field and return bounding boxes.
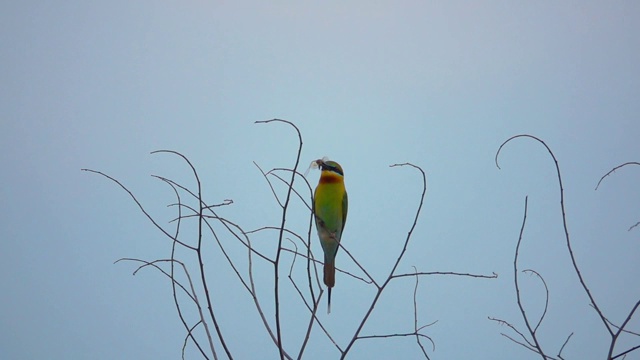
[490,135,640,360]
[83,119,496,359]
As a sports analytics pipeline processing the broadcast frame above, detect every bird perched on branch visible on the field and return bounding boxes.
[312,158,348,314]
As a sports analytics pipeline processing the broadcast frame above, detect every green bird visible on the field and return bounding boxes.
[313,159,348,313]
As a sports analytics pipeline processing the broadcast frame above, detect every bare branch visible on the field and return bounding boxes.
[341,162,428,358]
[91,124,509,359]
[595,162,640,232]
[288,277,341,355]
[557,332,573,360]
[255,118,304,360]
[284,240,322,358]
[496,136,640,360]
[116,257,213,359]
[499,333,560,360]
[152,150,233,359]
[413,266,434,360]
[512,196,546,359]
[266,167,314,211]
[488,317,535,348]
[246,218,293,360]
[489,197,553,360]
[613,344,640,360]
[387,163,428,279]
[592,305,640,337]
[609,299,640,359]
[358,332,436,342]
[522,269,549,334]
[182,321,204,360]
[254,161,285,208]
[335,240,378,287]
[595,162,640,190]
[496,135,611,336]
[159,177,214,359]
[392,271,498,280]
[115,258,196,302]
[81,168,196,250]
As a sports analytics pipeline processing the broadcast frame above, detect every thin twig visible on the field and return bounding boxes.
[496,135,611,336]
[167,204,254,293]
[182,321,204,360]
[81,169,196,250]
[412,266,433,359]
[595,162,640,190]
[391,271,498,280]
[613,344,640,360]
[267,168,314,211]
[595,162,640,232]
[288,276,341,355]
[286,240,341,358]
[334,241,378,287]
[116,258,212,359]
[513,197,546,359]
[488,317,535,348]
[341,163,428,358]
[255,119,304,360]
[254,162,285,208]
[594,306,640,337]
[557,332,573,360]
[522,269,549,334]
[152,150,232,359]
[609,299,640,359]
[499,333,559,360]
[246,215,293,360]
[160,177,214,359]
[358,333,435,342]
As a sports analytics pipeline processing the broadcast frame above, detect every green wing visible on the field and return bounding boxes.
[341,190,348,235]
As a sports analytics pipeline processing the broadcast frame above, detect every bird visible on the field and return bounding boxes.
[313,159,348,314]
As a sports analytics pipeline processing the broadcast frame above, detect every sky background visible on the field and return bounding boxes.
[2,1,639,359]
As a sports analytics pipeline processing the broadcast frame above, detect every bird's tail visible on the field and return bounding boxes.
[323,257,335,314]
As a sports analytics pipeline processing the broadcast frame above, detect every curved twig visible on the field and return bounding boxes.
[496,135,611,336]
[116,258,213,359]
[488,317,536,348]
[595,162,640,191]
[255,119,304,360]
[610,299,640,359]
[81,169,196,250]
[182,321,204,360]
[159,176,214,359]
[522,269,549,334]
[340,163,428,358]
[152,150,234,359]
[391,271,498,280]
[513,197,546,358]
[413,266,434,359]
[557,332,573,360]
[266,168,314,211]
[595,162,640,232]
[254,162,285,208]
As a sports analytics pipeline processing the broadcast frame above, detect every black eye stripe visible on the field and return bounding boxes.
[321,163,343,176]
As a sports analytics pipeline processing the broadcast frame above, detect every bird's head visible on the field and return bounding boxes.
[317,159,344,177]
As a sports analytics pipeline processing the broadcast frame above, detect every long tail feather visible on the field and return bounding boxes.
[324,260,335,314]
[323,260,335,287]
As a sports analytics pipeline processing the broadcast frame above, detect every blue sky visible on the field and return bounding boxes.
[1,1,639,359]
